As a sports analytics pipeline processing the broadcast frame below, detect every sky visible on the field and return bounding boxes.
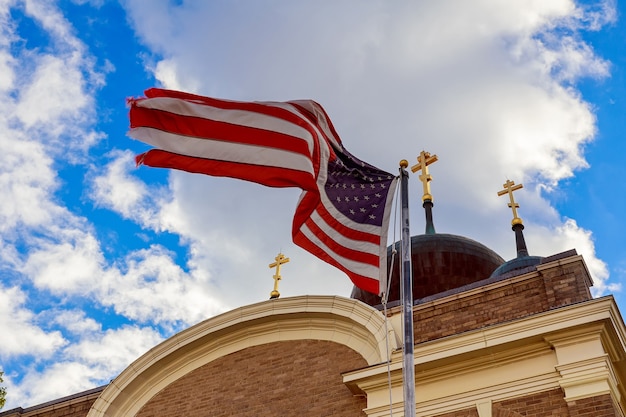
[0,0,625,410]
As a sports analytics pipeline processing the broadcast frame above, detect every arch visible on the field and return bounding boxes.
[87,295,396,417]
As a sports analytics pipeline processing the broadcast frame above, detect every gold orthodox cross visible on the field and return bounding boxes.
[411,151,438,202]
[269,252,290,299]
[497,180,524,225]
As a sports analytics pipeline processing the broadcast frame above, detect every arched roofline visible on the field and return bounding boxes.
[87,295,396,417]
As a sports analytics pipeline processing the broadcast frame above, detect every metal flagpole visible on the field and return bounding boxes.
[399,160,416,417]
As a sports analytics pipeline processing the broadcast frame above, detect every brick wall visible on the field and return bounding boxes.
[493,388,570,416]
[412,259,592,344]
[540,260,593,309]
[567,394,620,417]
[436,408,479,417]
[136,339,368,417]
[0,397,97,417]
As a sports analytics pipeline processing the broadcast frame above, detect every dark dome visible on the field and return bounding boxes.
[489,255,543,278]
[351,234,505,307]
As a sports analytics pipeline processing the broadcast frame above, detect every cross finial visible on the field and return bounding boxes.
[411,151,438,202]
[497,180,524,226]
[268,252,290,299]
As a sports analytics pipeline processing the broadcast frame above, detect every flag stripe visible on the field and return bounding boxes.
[309,207,380,246]
[130,127,315,177]
[132,97,316,156]
[304,217,379,266]
[297,223,379,278]
[293,227,380,294]
[138,149,317,189]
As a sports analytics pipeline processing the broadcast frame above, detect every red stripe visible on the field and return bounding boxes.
[138,150,317,189]
[302,218,379,266]
[315,202,381,244]
[130,106,313,159]
[291,191,321,236]
[293,231,379,295]
[289,102,339,162]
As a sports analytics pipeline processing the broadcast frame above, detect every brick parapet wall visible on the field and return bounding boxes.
[436,409,479,417]
[411,258,592,344]
[0,387,104,417]
[493,388,571,416]
[567,394,621,417]
[0,397,97,417]
[136,339,368,417]
[539,259,593,309]
[491,389,621,417]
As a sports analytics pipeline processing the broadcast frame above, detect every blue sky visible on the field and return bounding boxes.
[1,0,625,410]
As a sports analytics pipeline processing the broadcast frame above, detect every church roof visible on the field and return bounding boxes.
[351,233,505,307]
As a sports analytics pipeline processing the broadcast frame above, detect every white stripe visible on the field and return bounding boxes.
[129,127,315,174]
[308,209,380,254]
[378,176,398,293]
[299,224,379,280]
[288,100,342,149]
[138,97,316,155]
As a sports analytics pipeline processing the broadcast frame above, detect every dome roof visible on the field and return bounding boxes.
[351,234,505,307]
[489,255,543,278]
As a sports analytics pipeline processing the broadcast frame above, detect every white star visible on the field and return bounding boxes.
[360,208,367,213]
[369,214,376,220]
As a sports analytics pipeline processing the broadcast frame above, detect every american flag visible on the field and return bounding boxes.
[128,88,397,294]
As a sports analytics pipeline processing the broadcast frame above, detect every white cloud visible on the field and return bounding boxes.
[153,58,199,93]
[63,325,163,372]
[99,246,227,328]
[88,149,162,229]
[0,286,66,359]
[52,310,101,335]
[7,324,161,407]
[8,362,101,408]
[22,229,104,294]
[0,136,60,233]
[528,218,615,296]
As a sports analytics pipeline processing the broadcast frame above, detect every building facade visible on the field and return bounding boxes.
[2,242,625,417]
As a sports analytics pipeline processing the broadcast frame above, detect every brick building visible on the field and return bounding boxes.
[2,229,625,416]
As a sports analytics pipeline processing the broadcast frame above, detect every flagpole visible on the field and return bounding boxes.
[399,160,416,417]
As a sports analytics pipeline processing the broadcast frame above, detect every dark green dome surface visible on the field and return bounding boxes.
[489,255,543,278]
[351,234,505,307]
